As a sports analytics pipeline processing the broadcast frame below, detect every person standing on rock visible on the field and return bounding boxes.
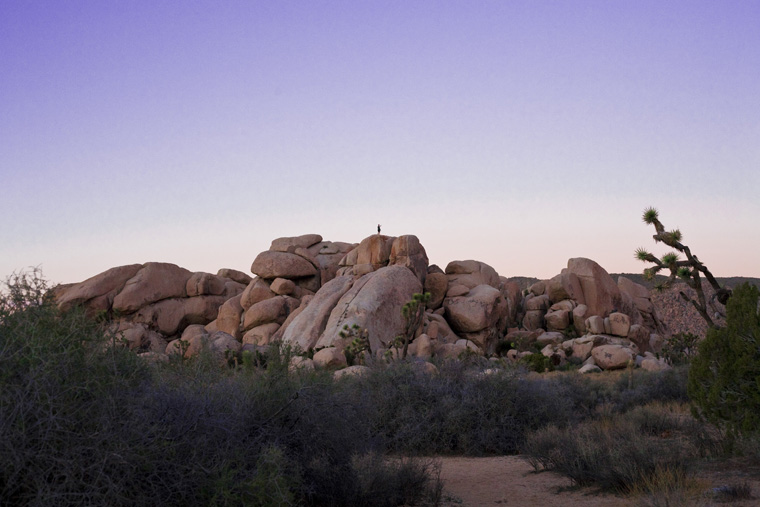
[377,224,381,234]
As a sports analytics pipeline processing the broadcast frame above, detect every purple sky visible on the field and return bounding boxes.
[2,1,759,284]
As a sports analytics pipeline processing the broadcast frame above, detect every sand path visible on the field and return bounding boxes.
[438,455,631,506]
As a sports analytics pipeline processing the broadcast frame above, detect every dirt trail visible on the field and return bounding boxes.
[438,455,631,506]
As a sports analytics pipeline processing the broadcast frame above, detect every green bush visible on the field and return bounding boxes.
[660,332,700,366]
[0,271,443,506]
[688,283,760,435]
[520,352,554,373]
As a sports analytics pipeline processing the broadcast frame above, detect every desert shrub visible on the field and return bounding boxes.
[659,332,700,366]
[629,465,711,507]
[520,352,554,373]
[349,453,442,507]
[520,409,700,493]
[612,366,690,411]
[0,271,442,506]
[344,360,587,455]
[688,283,760,436]
[0,272,157,505]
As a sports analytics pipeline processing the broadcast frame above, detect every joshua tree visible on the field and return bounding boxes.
[635,207,731,329]
[340,324,370,365]
[393,292,431,359]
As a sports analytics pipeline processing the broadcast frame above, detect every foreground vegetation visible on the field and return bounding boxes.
[1,271,758,505]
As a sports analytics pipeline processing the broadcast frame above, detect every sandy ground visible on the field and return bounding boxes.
[438,456,760,506]
[438,455,631,506]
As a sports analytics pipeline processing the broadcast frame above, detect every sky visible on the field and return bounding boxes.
[1,1,759,285]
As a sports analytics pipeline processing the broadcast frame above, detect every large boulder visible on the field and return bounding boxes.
[113,263,193,313]
[524,294,550,311]
[389,235,429,283]
[499,278,523,328]
[312,347,347,370]
[307,241,355,285]
[445,260,499,289]
[443,284,507,352]
[186,272,226,297]
[343,234,396,273]
[281,275,355,351]
[545,270,585,304]
[240,278,276,310]
[316,266,423,352]
[425,312,460,344]
[544,309,570,331]
[216,294,244,339]
[444,284,506,334]
[424,272,448,310]
[592,344,634,370]
[270,234,323,252]
[565,258,622,318]
[250,251,318,279]
[608,312,631,337]
[216,268,252,286]
[133,295,227,336]
[242,323,281,346]
[242,296,298,331]
[56,264,142,312]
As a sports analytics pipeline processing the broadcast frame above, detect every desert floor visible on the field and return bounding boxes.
[438,455,760,506]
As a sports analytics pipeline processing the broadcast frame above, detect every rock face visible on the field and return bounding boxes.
[389,235,429,283]
[565,258,622,318]
[443,284,507,351]
[445,260,499,290]
[54,231,669,375]
[592,344,634,370]
[250,251,318,279]
[281,275,355,351]
[618,276,664,333]
[113,263,193,313]
[270,234,323,252]
[424,272,448,310]
[317,266,423,352]
[57,264,142,312]
[133,295,227,336]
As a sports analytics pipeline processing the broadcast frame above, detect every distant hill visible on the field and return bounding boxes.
[611,273,760,291]
[506,273,759,292]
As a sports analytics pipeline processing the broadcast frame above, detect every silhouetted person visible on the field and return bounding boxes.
[377,224,381,234]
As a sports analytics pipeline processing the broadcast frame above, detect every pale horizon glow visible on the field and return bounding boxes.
[2,1,758,285]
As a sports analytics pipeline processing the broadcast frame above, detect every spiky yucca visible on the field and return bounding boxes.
[635,207,731,329]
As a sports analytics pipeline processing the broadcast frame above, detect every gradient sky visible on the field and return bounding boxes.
[2,1,759,285]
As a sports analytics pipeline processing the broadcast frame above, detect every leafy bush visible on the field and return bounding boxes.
[688,283,760,435]
[520,352,554,373]
[660,332,700,365]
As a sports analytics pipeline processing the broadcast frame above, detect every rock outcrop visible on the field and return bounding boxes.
[54,233,667,374]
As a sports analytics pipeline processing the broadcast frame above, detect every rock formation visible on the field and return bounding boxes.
[54,232,668,372]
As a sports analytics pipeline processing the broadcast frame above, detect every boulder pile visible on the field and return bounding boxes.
[55,233,669,373]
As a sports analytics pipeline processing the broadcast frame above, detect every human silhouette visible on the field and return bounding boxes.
[377,224,381,234]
